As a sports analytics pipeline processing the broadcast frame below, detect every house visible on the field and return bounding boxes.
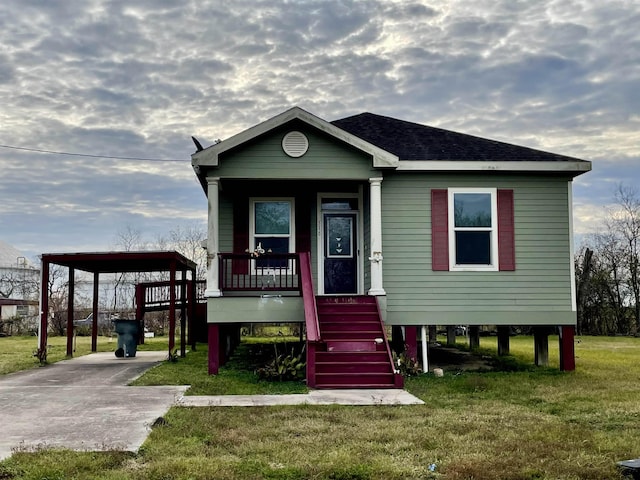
[0,240,39,334]
[191,107,591,388]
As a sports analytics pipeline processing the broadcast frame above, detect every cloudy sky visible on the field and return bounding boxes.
[1,0,638,261]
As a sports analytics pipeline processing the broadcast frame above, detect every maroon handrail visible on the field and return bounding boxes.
[298,252,320,342]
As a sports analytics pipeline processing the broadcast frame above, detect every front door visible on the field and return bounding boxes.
[323,212,357,294]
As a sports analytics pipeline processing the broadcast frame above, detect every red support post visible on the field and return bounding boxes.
[404,326,418,360]
[180,271,187,358]
[91,271,99,352]
[187,272,196,350]
[66,267,75,357]
[559,326,576,371]
[39,261,50,356]
[135,284,145,345]
[168,263,176,356]
[208,323,220,374]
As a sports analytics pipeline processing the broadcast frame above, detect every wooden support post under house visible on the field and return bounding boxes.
[497,326,510,356]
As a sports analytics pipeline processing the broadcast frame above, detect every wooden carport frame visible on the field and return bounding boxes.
[38,251,197,359]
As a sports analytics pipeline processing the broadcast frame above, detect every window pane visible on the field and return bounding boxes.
[454,193,492,227]
[321,198,358,210]
[455,231,491,265]
[256,237,289,254]
[255,237,289,268]
[255,202,290,234]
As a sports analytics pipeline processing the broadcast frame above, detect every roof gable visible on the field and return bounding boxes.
[192,107,399,173]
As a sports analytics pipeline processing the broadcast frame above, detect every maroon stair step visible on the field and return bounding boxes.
[316,296,376,304]
[315,372,396,385]
[319,314,380,323]
[314,383,398,389]
[315,351,389,363]
[325,340,385,352]
[315,362,393,374]
[319,321,381,331]
[322,331,381,340]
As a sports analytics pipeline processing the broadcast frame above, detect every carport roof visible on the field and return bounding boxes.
[41,251,197,273]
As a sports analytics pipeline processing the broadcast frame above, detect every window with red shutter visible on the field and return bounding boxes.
[431,188,515,271]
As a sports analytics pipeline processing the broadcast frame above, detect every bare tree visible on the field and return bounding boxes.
[47,264,70,336]
[606,184,640,334]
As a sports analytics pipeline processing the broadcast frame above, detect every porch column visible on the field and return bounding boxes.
[205,177,221,297]
[368,177,385,296]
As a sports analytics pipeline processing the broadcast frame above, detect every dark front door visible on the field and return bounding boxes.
[323,213,357,294]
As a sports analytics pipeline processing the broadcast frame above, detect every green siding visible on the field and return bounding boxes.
[218,195,233,253]
[208,297,304,324]
[381,173,575,326]
[217,126,377,180]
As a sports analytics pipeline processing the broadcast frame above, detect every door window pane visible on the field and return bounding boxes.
[326,216,352,257]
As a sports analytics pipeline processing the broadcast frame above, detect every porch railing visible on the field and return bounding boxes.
[218,253,300,292]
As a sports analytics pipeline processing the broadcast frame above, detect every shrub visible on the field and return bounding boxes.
[256,344,306,381]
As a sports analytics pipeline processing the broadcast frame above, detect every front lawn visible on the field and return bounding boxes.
[1,335,639,479]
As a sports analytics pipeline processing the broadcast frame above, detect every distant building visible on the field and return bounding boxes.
[0,240,39,333]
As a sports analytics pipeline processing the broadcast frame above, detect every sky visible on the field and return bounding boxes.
[1,0,638,262]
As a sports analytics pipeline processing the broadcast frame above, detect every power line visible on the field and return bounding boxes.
[0,143,188,162]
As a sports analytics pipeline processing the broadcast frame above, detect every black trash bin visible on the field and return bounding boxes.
[113,319,139,358]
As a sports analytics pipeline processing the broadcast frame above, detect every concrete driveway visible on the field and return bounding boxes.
[0,351,187,461]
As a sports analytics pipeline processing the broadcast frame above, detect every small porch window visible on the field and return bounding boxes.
[250,198,295,268]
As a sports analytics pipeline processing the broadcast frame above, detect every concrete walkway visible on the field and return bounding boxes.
[180,389,424,407]
[0,352,187,461]
[0,351,423,461]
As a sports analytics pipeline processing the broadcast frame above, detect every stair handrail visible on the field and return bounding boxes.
[298,252,320,342]
[372,296,404,387]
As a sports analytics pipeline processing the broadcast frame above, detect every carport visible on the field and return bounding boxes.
[38,251,197,359]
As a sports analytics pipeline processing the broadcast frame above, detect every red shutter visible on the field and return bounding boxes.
[431,189,449,271]
[497,189,515,271]
[232,197,249,274]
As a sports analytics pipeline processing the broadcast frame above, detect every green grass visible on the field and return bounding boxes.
[0,335,175,375]
[2,335,639,479]
[132,339,308,395]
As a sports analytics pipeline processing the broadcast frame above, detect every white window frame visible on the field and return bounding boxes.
[249,197,296,274]
[448,187,498,272]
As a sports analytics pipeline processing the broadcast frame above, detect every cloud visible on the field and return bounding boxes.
[0,0,638,257]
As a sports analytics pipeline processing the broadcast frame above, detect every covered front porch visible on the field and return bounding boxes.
[202,177,386,300]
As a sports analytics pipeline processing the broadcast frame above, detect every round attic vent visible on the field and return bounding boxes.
[282,131,309,157]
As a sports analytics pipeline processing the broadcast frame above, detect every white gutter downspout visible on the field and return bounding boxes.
[421,326,429,373]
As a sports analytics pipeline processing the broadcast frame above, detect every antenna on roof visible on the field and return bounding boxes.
[191,136,204,152]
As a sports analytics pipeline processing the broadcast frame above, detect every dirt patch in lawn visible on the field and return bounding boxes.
[426,345,494,373]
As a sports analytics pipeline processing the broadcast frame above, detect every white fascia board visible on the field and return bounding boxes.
[396,160,592,175]
[191,106,399,169]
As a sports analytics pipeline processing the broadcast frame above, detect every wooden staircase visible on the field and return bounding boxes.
[312,296,403,389]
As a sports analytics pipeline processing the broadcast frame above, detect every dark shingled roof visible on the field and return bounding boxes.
[331,112,585,162]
